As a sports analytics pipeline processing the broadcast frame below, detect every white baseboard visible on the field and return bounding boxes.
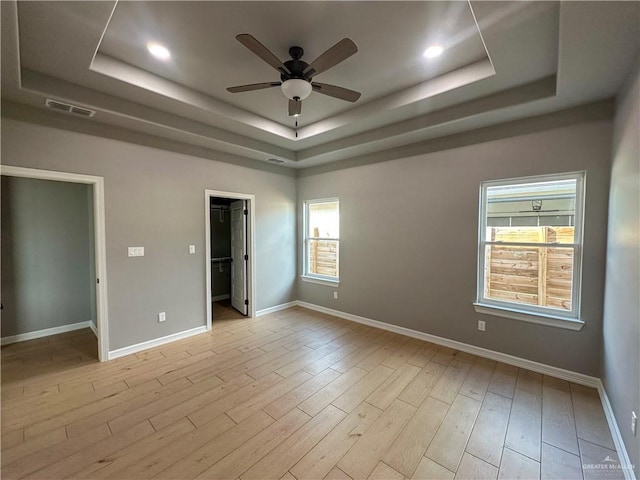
[213,294,230,302]
[295,301,635,476]
[1,321,93,346]
[256,301,298,317]
[107,326,207,360]
[596,381,636,480]
[89,321,98,338]
[296,301,599,387]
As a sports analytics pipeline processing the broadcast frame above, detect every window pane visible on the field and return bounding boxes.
[486,179,576,243]
[308,239,339,277]
[485,226,575,244]
[483,244,574,311]
[308,201,339,238]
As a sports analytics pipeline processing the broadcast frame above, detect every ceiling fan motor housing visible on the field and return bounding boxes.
[282,47,311,80]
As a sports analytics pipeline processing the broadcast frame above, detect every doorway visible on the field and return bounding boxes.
[0,166,109,361]
[205,190,255,329]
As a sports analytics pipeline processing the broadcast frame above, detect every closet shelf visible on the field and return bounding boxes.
[212,257,233,263]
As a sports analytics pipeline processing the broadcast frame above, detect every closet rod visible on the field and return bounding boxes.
[211,257,233,263]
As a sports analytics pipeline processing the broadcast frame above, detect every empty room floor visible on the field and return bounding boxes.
[1,307,622,480]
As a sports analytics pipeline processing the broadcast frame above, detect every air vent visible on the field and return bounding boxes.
[45,99,96,117]
[266,158,286,164]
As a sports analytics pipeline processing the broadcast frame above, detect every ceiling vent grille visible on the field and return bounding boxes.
[266,158,286,164]
[45,99,96,117]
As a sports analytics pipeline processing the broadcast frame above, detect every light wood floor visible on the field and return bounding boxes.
[1,307,623,480]
[213,299,246,322]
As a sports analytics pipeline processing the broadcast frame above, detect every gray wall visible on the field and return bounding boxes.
[602,60,639,470]
[1,176,94,337]
[298,119,612,376]
[0,119,297,350]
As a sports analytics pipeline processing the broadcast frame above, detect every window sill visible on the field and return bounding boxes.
[473,303,584,331]
[301,275,340,287]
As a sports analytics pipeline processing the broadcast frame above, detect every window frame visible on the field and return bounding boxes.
[301,198,340,286]
[474,172,586,330]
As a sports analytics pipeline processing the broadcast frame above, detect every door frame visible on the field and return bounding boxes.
[204,189,256,329]
[0,165,110,361]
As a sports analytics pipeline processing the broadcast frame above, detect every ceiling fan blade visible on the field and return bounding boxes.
[236,34,289,75]
[227,82,281,93]
[303,38,358,77]
[312,83,361,102]
[288,99,302,117]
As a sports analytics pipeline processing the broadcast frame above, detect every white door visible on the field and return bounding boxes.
[230,200,248,315]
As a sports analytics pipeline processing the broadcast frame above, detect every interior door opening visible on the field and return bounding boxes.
[207,194,252,325]
[0,166,109,362]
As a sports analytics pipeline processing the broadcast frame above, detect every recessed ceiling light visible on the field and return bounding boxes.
[423,45,444,59]
[147,42,171,61]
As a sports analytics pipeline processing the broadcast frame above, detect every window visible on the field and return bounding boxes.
[303,199,339,284]
[475,172,585,329]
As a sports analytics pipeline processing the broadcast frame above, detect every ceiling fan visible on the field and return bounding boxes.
[227,34,361,117]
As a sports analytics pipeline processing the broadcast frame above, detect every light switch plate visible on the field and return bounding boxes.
[128,246,144,257]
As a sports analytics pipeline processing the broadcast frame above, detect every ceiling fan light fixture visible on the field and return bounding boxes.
[281,79,312,101]
[423,45,444,59]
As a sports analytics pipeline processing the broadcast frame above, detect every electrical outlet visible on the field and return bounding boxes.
[632,411,637,436]
[158,312,166,323]
[334,291,338,299]
[478,320,486,331]
[189,245,196,254]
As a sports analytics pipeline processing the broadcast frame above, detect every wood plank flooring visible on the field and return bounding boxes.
[1,307,623,480]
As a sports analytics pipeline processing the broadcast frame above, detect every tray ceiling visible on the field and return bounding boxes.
[2,1,639,170]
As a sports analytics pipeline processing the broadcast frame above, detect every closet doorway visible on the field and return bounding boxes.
[204,190,255,329]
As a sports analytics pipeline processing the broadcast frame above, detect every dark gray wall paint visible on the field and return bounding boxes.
[603,60,639,470]
[298,120,612,376]
[211,203,231,298]
[1,176,94,337]
[1,119,297,350]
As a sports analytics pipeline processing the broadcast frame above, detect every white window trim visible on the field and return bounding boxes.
[475,171,586,328]
[302,198,340,283]
[301,275,340,287]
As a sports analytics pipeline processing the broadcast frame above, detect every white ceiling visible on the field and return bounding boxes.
[1,1,639,171]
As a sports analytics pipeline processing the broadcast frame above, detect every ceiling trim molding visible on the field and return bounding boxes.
[91,52,296,141]
[0,100,296,177]
[298,99,614,177]
[85,0,494,145]
[296,58,495,141]
[295,76,557,165]
[20,69,295,162]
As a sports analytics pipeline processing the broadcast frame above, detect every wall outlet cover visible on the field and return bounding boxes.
[158,312,166,323]
[478,320,486,331]
[189,245,196,254]
[128,246,144,257]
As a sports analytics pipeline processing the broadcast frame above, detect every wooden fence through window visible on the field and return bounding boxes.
[310,227,338,277]
[485,226,574,310]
